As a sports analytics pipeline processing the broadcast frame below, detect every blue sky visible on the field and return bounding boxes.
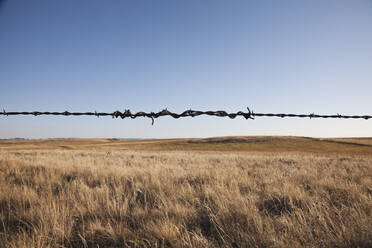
[1,0,371,138]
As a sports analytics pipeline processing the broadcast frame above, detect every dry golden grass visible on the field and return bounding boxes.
[0,137,371,247]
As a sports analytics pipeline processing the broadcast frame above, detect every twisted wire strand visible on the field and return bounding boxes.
[1,108,371,125]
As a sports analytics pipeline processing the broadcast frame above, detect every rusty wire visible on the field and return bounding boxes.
[1,108,371,125]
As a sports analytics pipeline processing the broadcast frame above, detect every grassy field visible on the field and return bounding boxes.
[1,136,372,154]
[0,137,371,247]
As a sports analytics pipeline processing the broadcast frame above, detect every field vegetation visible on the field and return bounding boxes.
[0,137,371,247]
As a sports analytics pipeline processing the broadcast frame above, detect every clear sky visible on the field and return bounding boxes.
[0,0,371,139]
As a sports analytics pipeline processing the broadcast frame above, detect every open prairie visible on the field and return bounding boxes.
[0,137,371,247]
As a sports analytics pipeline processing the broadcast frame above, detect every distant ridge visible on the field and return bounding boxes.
[0,138,152,141]
[0,138,26,140]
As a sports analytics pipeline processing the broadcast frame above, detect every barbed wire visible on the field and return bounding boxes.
[1,108,371,125]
